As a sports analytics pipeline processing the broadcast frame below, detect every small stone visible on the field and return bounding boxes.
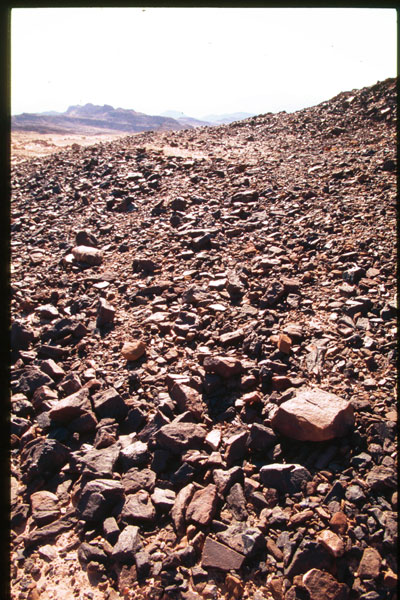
[171,483,195,536]
[76,229,98,247]
[217,523,264,557]
[97,298,115,326]
[30,490,60,526]
[205,429,221,451]
[277,333,292,354]
[383,569,398,588]
[151,487,176,511]
[121,340,146,361]
[225,573,244,599]
[49,388,91,422]
[92,387,127,420]
[11,321,35,350]
[170,382,205,419]
[226,483,248,521]
[119,441,149,469]
[40,359,65,380]
[366,465,397,491]
[156,422,207,454]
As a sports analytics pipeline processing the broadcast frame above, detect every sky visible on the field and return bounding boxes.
[11,7,397,118]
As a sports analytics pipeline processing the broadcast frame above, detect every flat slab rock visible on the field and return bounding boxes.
[201,537,245,571]
[271,387,355,441]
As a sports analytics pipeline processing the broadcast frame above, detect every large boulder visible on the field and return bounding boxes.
[271,387,354,441]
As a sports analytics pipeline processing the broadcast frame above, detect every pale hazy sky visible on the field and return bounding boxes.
[11,7,397,118]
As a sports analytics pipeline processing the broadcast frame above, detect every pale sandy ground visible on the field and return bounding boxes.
[11,131,209,166]
[11,131,129,165]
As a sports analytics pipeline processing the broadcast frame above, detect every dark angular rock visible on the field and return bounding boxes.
[17,367,53,397]
[11,321,35,351]
[20,437,70,484]
[247,422,278,452]
[120,491,156,523]
[285,540,332,578]
[112,525,142,562]
[201,537,245,571]
[156,422,207,454]
[226,483,248,521]
[121,468,156,494]
[92,387,127,420]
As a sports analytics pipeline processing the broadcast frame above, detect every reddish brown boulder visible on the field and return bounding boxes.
[72,245,103,265]
[303,569,349,600]
[121,340,146,361]
[271,387,354,441]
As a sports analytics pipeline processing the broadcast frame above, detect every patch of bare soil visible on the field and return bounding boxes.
[11,132,130,166]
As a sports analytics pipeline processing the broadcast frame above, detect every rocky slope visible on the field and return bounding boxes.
[10,77,397,600]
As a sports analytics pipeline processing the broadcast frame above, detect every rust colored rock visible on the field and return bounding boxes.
[271,387,354,441]
[171,483,195,536]
[203,355,243,378]
[317,529,345,557]
[186,484,218,526]
[303,569,349,600]
[201,537,245,571]
[277,333,292,354]
[329,511,348,534]
[48,388,91,422]
[358,547,382,579]
[72,245,103,265]
[170,382,205,419]
[121,340,146,361]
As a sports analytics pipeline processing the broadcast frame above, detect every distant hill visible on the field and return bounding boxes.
[11,104,191,135]
[160,110,212,128]
[201,111,256,124]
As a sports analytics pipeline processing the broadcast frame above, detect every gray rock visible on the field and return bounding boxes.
[213,466,244,497]
[226,483,248,521]
[112,525,142,562]
[217,523,264,557]
[260,463,311,494]
[121,491,156,523]
[121,468,156,494]
[17,367,53,397]
[119,441,150,469]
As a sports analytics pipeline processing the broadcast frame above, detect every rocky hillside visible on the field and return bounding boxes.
[11,104,190,135]
[10,78,397,600]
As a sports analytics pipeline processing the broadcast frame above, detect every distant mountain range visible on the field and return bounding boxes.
[12,104,257,135]
[160,110,257,126]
